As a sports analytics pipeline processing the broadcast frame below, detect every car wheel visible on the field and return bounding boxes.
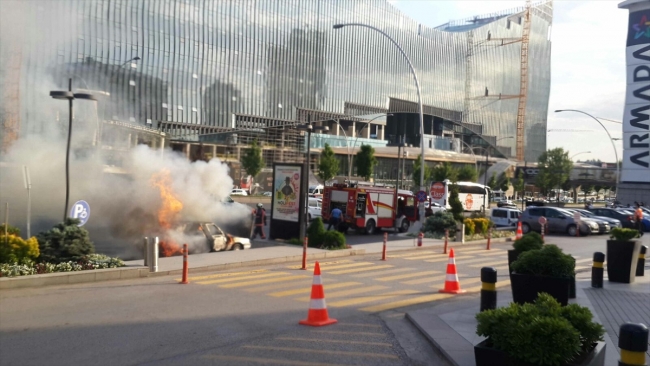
[567,225,578,236]
[399,219,410,233]
[232,243,244,251]
[521,223,531,234]
[365,219,376,235]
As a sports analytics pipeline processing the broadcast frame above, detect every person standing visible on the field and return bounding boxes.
[635,204,644,237]
[328,207,342,231]
[251,203,267,239]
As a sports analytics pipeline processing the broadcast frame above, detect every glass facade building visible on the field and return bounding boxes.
[0,0,552,162]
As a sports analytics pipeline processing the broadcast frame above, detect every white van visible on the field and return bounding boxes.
[308,185,324,198]
[491,208,521,227]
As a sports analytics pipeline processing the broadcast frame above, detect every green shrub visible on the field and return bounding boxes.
[423,211,457,235]
[285,238,304,245]
[448,185,464,222]
[36,218,95,263]
[0,234,40,264]
[464,218,476,236]
[321,231,346,250]
[513,232,544,253]
[609,227,641,241]
[469,211,487,219]
[476,293,602,366]
[472,218,492,236]
[511,244,575,278]
[307,218,326,248]
[0,223,21,236]
[0,254,125,277]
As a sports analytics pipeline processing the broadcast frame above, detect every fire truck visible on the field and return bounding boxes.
[321,182,418,234]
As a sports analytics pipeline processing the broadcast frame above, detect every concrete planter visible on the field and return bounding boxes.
[474,340,606,366]
[606,239,641,283]
[510,273,571,306]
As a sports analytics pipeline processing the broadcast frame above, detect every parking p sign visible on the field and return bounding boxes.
[69,200,90,226]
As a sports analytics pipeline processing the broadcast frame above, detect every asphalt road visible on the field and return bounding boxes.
[0,234,623,366]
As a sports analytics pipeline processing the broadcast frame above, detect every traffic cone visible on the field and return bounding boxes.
[439,248,466,294]
[516,222,523,240]
[299,262,337,327]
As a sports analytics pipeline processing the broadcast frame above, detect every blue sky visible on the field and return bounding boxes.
[390,0,627,163]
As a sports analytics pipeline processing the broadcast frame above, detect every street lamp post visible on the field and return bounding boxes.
[555,110,619,196]
[296,118,329,240]
[50,79,97,222]
[570,151,592,161]
[334,23,426,227]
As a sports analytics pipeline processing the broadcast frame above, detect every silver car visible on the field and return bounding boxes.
[518,206,600,236]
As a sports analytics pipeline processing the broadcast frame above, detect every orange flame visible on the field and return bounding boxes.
[151,169,184,257]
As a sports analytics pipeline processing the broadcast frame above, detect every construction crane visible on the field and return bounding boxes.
[471,0,533,162]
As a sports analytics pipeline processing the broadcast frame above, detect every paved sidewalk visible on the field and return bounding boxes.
[406,270,650,366]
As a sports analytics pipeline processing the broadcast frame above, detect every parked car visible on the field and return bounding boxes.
[424,201,446,217]
[262,191,272,197]
[308,185,324,198]
[231,188,248,196]
[175,222,251,252]
[308,197,322,221]
[491,207,521,227]
[562,209,611,234]
[497,200,517,208]
[587,207,636,229]
[571,208,621,229]
[518,206,599,236]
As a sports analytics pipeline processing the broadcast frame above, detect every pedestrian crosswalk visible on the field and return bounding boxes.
[186,247,592,313]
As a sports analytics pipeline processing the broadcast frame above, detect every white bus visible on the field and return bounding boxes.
[430,180,490,212]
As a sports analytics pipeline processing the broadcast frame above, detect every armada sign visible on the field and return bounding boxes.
[621,6,650,182]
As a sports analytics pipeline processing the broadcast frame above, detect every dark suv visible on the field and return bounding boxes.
[587,208,635,229]
[519,206,600,236]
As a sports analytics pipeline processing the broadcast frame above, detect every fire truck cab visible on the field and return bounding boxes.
[322,182,418,234]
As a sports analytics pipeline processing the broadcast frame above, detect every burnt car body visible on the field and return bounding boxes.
[178,222,251,252]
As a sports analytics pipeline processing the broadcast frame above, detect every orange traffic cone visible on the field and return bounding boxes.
[299,262,337,327]
[439,248,466,294]
[516,222,523,240]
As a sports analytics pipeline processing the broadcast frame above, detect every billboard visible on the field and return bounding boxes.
[271,164,302,222]
[621,8,650,182]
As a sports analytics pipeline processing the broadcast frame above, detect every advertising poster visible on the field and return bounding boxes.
[272,165,301,222]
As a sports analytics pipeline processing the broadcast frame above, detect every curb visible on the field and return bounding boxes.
[0,249,366,290]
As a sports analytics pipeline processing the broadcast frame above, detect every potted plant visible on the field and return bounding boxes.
[510,244,575,306]
[508,232,544,274]
[475,293,606,366]
[606,228,642,283]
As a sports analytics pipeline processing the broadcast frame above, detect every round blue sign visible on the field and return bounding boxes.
[69,200,90,226]
[416,190,427,203]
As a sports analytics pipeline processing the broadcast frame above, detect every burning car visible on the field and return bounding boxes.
[163,222,251,255]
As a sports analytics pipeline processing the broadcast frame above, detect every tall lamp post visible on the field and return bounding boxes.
[50,79,96,221]
[555,110,619,196]
[296,119,329,240]
[570,151,591,161]
[334,23,426,226]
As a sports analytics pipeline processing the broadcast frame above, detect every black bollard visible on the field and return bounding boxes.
[480,267,497,312]
[618,322,648,366]
[636,246,646,277]
[591,252,605,288]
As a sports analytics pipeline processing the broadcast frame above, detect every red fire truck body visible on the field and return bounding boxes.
[322,183,417,234]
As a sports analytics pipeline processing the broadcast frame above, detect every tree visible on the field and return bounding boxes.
[412,154,433,184]
[241,138,264,180]
[432,162,458,182]
[593,185,603,199]
[513,170,525,208]
[537,148,573,201]
[317,143,339,182]
[457,165,478,182]
[582,184,594,201]
[355,144,377,181]
[500,175,510,192]
[448,185,464,222]
[488,172,498,191]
